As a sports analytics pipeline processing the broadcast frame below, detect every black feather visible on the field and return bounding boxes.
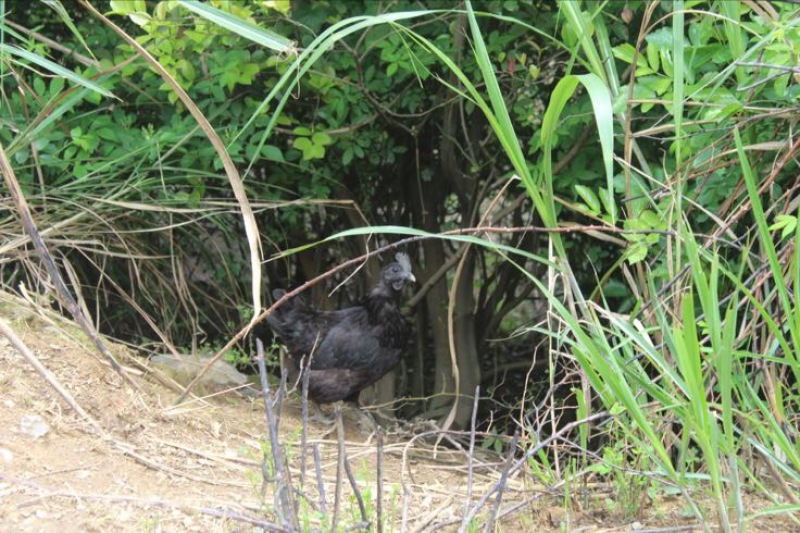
[266,253,415,405]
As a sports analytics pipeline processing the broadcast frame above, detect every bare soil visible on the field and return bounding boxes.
[1,291,797,532]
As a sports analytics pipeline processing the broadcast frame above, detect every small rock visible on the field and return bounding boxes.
[20,414,49,439]
[149,353,248,393]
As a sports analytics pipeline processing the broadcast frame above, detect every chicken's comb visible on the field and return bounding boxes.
[395,252,412,274]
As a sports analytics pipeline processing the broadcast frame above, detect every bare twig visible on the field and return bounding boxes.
[377,429,384,533]
[276,366,287,426]
[407,245,465,308]
[401,484,411,533]
[300,356,311,489]
[256,339,298,531]
[482,430,519,532]
[344,455,368,524]
[332,403,346,532]
[313,443,327,515]
[459,385,480,532]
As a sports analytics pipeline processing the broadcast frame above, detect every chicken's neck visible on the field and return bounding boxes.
[367,284,403,322]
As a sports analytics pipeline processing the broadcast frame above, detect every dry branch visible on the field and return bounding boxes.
[256,339,298,530]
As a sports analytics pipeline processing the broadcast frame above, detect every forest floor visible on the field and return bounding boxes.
[0,290,797,532]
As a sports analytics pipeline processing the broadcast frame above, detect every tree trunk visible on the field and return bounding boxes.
[447,249,480,429]
[425,238,457,419]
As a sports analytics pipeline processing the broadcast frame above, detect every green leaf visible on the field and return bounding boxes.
[598,187,614,217]
[640,209,664,229]
[625,241,648,265]
[308,143,325,159]
[612,43,636,64]
[609,403,626,416]
[96,128,118,141]
[575,185,601,214]
[312,132,333,146]
[129,12,152,27]
[646,42,660,72]
[770,214,797,241]
[646,27,678,49]
[292,137,312,151]
[261,144,284,162]
[342,147,353,165]
[109,0,142,14]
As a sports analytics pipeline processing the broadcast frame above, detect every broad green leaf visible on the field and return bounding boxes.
[576,73,616,222]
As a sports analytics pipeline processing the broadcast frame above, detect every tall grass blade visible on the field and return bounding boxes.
[178,0,296,53]
[0,44,115,98]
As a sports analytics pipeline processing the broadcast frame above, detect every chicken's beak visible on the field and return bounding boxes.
[407,273,416,283]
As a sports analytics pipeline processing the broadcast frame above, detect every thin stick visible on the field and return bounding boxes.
[297,332,321,489]
[459,385,480,532]
[376,429,384,533]
[400,485,411,533]
[344,454,367,524]
[256,339,298,531]
[275,365,287,426]
[331,403,345,532]
[300,358,310,489]
[313,443,327,515]
[482,430,519,532]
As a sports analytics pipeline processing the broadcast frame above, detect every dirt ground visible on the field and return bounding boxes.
[1,291,798,532]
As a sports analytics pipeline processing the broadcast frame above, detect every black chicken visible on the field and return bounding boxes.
[266,253,415,414]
